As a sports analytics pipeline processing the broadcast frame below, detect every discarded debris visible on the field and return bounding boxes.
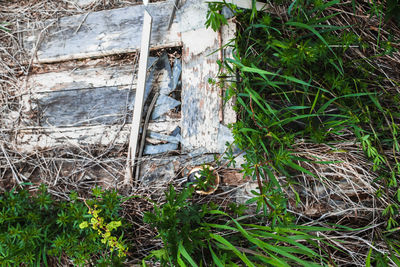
[144,143,178,155]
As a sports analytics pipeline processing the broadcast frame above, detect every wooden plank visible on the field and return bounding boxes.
[23,0,215,63]
[24,1,181,63]
[181,27,220,152]
[126,8,153,183]
[14,117,180,153]
[25,57,158,93]
[37,86,135,127]
[180,21,236,153]
[23,57,175,127]
[28,65,136,92]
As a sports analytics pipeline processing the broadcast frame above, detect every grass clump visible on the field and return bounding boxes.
[206,0,400,265]
[144,185,333,266]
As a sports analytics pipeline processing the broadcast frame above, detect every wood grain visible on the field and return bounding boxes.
[15,118,180,153]
[180,21,236,153]
[24,1,181,63]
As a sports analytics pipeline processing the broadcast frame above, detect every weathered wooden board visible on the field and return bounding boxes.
[37,86,135,126]
[15,118,180,153]
[181,26,220,152]
[17,54,182,153]
[181,20,236,153]
[24,0,206,63]
[26,57,158,93]
[24,1,181,63]
[126,8,153,183]
[24,57,176,127]
[23,0,217,63]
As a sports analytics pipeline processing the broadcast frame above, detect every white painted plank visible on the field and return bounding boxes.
[181,27,220,152]
[25,57,158,94]
[23,0,215,63]
[126,9,152,183]
[24,1,181,63]
[27,65,136,93]
[180,21,236,153]
[14,118,180,153]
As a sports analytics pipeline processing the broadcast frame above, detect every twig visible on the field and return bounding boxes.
[0,143,22,186]
[218,25,224,123]
[255,165,274,212]
[135,91,160,181]
[74,12,90,34]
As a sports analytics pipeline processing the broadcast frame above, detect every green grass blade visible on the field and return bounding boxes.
[366,247,372,267]
[178,242,198,267]
[250,231,320,258]
[209,245,225,267]
[210,233,256,267]
[285,159,317,178]
[241,66,313,87]
[285,21,334,55]
[230,218,318,266]
[311,0,340,13]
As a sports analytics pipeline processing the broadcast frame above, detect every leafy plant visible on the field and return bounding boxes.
[205,2,229,31]
[143,185,208,265]
[143,185,333,266]
[0,184,129,266]
[79,203,128,258]
[187,165,219,193]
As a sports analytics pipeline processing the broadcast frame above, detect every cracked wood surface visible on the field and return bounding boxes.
[19,0,237,158]
[15,118,180,153]
[23,0,212,63]
[16,56,181,153]
[24,0,182,63]
[181,20,236,153]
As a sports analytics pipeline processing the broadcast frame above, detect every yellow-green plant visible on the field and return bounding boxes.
[80,202,128,258]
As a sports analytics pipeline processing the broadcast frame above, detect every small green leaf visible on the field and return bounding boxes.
[79,221,89,229]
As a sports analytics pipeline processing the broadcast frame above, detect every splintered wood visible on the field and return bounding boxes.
[14,0,239,184]
[125,3,153,183]
[181,20,236,153]
[24,1,181,63]
[16,55,181,153]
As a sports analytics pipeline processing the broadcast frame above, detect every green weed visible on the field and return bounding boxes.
[143,185,333,266]
[208,0,400,264]
[0,185,128,266]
